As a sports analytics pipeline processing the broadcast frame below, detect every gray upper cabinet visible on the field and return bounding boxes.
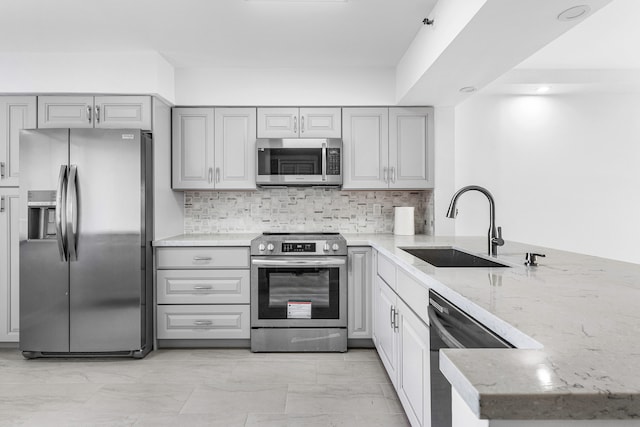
[342,107,433,190]
[257,107,341,138]
[0,96,37,187]
[342,107,389,189]
[38,95,151,130]
[214,108,256,190]
[389,107,434,189]
[94,96,151,129]
[172,108,215,190]
[172,107,256,190]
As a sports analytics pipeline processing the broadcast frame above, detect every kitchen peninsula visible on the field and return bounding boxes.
[155,233,640,425]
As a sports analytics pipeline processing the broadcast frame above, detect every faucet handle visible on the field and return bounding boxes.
[493,226,505,246]
[524,252,546,266]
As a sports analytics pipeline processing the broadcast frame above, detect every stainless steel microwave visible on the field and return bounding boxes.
[256,138,342,187]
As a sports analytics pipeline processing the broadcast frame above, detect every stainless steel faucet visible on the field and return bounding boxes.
[446,185,504,257]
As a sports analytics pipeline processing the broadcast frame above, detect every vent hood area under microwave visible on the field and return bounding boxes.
[256,138,343,187]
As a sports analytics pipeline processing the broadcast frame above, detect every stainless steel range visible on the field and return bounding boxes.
[250,232,347,352]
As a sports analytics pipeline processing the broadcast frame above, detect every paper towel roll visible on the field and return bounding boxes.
[394,207,415,235]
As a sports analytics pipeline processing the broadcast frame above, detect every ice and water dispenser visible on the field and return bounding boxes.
[27,190,57,240]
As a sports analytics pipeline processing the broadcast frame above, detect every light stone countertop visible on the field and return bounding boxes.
[153,233,260,247]
[153,233,640,420]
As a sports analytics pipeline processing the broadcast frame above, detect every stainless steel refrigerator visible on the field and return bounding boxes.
[18,129,153,358]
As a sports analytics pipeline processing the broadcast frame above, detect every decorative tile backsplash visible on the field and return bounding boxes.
[184,188,433,234]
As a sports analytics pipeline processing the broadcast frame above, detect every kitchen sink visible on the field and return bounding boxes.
[401,247,510,268]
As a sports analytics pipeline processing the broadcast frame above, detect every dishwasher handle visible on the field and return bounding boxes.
[428,306,465,349]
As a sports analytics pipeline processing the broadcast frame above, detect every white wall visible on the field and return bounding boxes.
[433,106,456,235]
[454,92,640,263]
[0,52,175,104]
[175,67,395,106]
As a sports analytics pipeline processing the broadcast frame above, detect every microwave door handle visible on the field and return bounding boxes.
[321,142,327,181]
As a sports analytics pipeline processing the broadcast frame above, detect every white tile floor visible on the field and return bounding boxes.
[0,348,410,426]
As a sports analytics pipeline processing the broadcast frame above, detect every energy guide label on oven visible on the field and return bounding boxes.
[287,301,312,319]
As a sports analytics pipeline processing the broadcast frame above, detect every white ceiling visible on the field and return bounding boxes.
[481,0,640,96]
[517,0,640,69]
[0,0,437,68]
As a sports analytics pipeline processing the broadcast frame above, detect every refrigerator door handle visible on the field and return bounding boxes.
[55,165,68,262]
[66,165,79,261]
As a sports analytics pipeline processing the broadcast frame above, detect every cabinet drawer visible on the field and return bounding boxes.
[396,268,430,326]
[377,252,396,289]
[157,305,250,339]
[156,247,249,269]
[157,270,250,304]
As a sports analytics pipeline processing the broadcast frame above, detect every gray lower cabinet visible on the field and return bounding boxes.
[348,247,373,340]
[0,96,36,342]
[0,188,19,342]
[155,247,250,340]
[372,249,431,427]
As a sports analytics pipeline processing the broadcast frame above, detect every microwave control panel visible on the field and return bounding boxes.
[327,148,341,175]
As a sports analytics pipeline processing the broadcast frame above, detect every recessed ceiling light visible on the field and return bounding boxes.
[459,86,476,93]
[557,5,591,21]
[536,86,551,94]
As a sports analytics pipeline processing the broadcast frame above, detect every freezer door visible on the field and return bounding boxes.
[19,129,70,353]
[68,129,145,352]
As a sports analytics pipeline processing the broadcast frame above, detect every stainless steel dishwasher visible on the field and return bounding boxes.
[428,290,513,427]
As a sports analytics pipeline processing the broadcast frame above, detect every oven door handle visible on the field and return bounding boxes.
[252,259,346,266]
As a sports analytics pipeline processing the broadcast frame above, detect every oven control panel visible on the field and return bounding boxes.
[282,242,316,253]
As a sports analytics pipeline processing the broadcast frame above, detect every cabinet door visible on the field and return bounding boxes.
[342,108,389,189]
[257,107,299,138]
[0,188,20,342]
[397,299,431,427]
[95,96,151,130]
[38,96,94,128]
[348,247,372,339]
[374,275,398,387]
[0,96,36,187]
[389,107,434,189]
[299,107,341,138]
[214,108,257,190]
[172,108,215,190]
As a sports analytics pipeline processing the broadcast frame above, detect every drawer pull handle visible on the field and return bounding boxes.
[194,320,213,326]
[193,285,213,290]
[193,256,212,261]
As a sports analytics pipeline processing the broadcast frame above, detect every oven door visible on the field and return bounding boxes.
[251,257,347,328]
